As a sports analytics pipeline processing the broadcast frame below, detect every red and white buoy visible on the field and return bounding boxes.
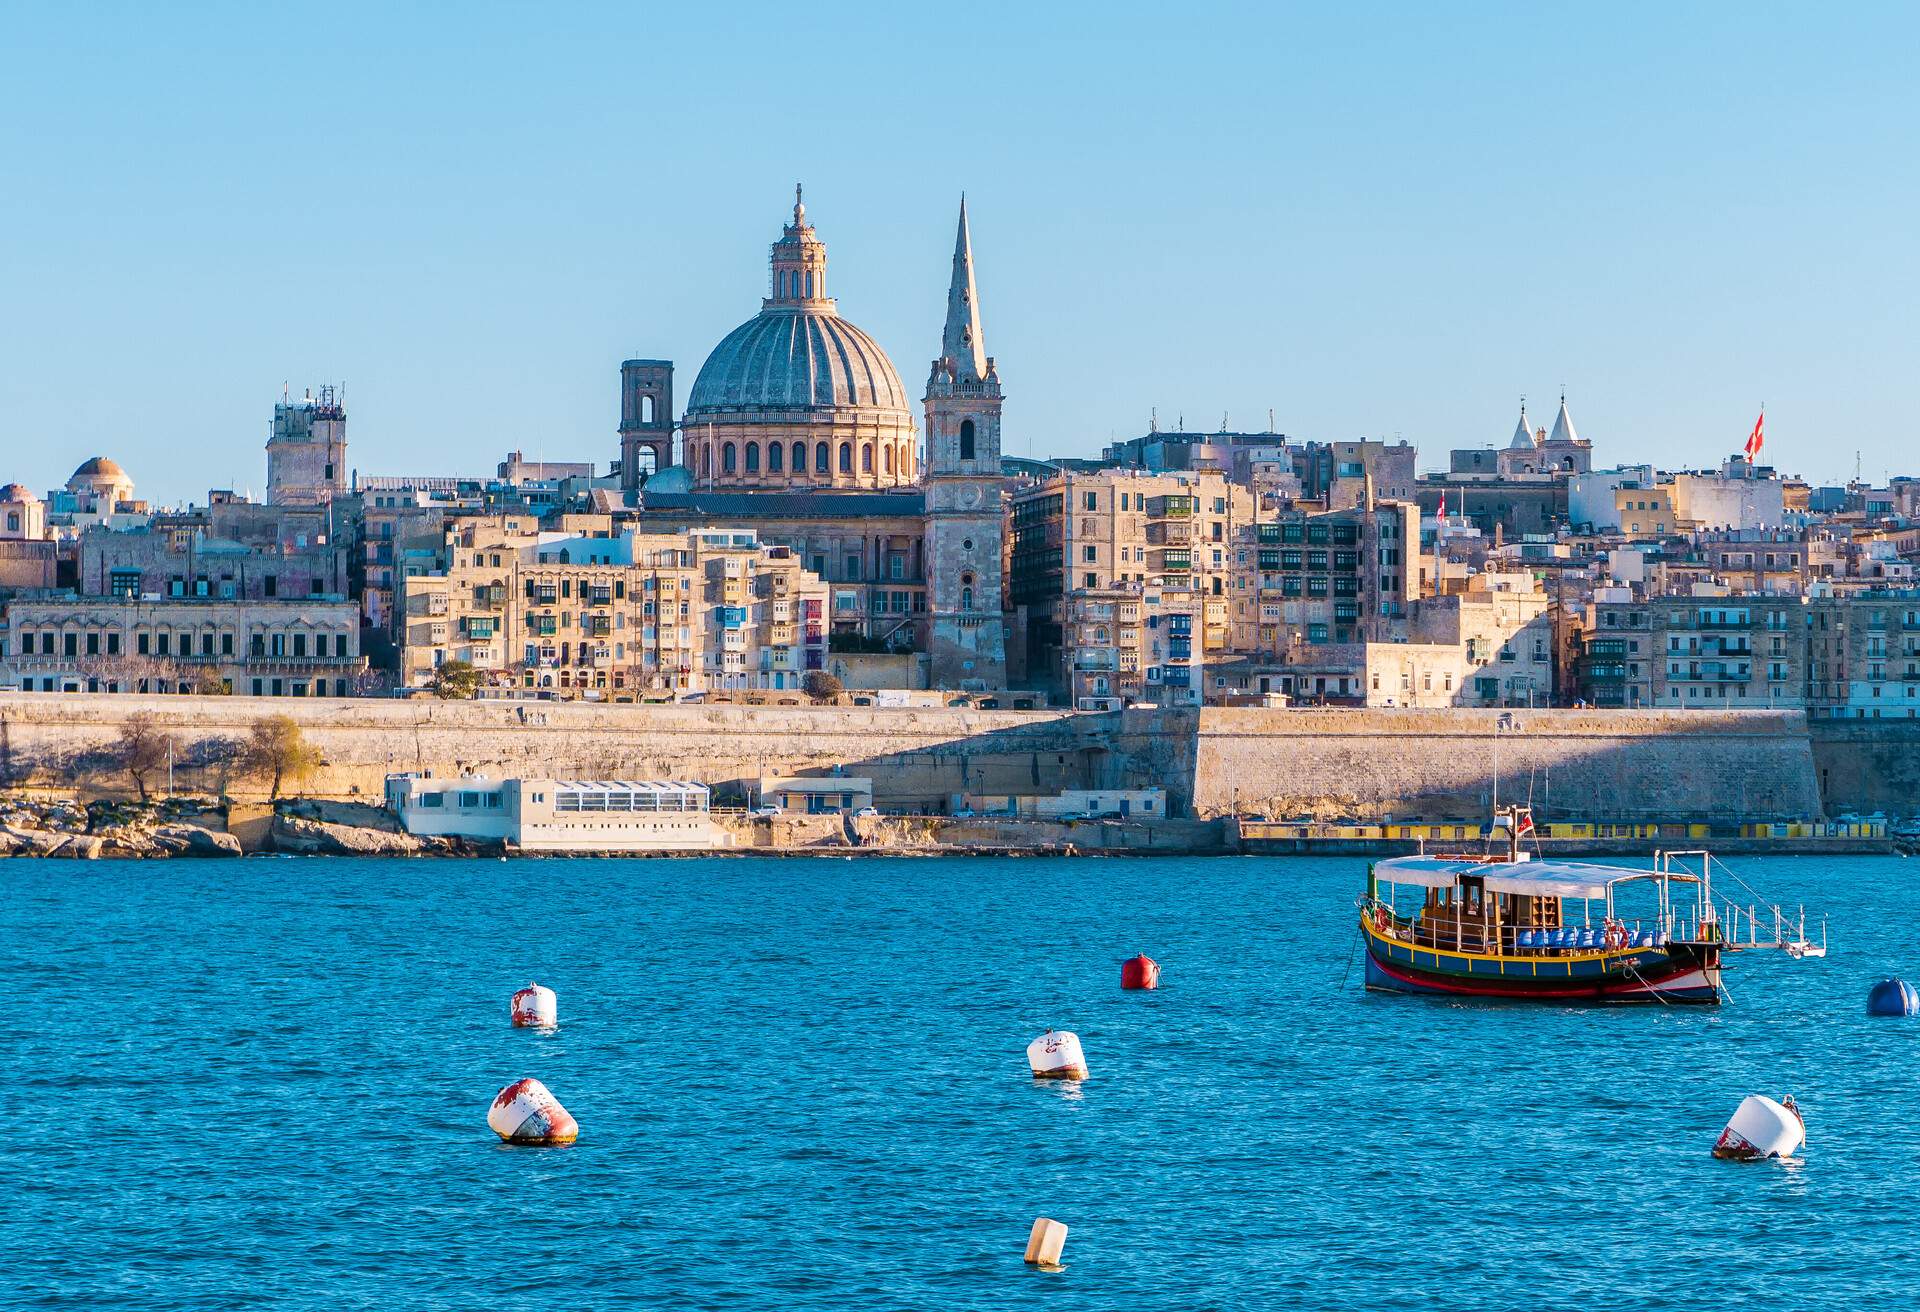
[510,982,558,1028]
[1120,953,1160,990]
[488,1077,579,1145]
[1027,1029,1089,1081]
[1713,1094,1805,1160]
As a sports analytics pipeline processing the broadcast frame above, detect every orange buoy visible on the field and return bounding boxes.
[1120,953,1160,990]
[488,1077,578,1145]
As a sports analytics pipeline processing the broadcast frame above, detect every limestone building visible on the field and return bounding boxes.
[921,199,1007,689]
[397,520,830,697]
[266,386,349,506]
[614,190,1011,688]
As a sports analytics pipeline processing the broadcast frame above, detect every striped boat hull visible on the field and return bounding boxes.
[1361,919,1722,1004]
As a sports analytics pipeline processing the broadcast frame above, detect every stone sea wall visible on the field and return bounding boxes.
[0,693,1882,823]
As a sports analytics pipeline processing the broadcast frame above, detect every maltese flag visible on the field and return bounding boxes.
[1745,409,1765,461]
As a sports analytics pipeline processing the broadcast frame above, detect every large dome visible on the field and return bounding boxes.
[677,188,919,492]
[687,307,909,419]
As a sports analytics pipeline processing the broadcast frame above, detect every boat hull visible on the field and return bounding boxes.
[1362,922,1722,1004]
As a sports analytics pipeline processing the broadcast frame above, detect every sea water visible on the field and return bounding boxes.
[2,854,1915,1309]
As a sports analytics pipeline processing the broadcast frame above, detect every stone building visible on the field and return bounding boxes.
[266,387,349,506]
[0,595,363,696]
[396,521,829,697]
[1010,468,1254,696]
[1226,499,1421,652]
[921,199,1007,690]
[614,191,1012,689]
[679,189,918,493]
[2,484,48,541]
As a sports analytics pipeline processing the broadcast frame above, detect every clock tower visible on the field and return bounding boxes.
[923,198,1007,690]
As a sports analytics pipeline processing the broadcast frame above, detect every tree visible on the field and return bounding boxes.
[191,669,230,696]
[117,711,169,801]
[244,715,321,800]
[430,659,482,700]
[802,671,843,704]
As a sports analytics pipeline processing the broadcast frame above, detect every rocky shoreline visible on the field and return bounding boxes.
[0,796,500,859]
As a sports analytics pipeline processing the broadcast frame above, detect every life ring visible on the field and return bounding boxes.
[1604,923,1628,951]
[1372,905,1389,934]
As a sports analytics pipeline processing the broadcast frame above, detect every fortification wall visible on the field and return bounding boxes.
[1810,721,1920,818]
[0,694,1117,806]
[0,695,1837,822]
[1185,707,1823,822]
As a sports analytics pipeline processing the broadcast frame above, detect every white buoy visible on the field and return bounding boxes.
[1027,1029,1089,1081]
[1024,1217,1068,1266]
[1712,1094,1805,1160]
[488,1077,579,1145]
[510,982,558,1028]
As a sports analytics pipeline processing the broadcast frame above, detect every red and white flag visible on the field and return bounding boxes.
[1745,408,1765,461]
[1515,809,1536,839]
[1437,491,1447,521]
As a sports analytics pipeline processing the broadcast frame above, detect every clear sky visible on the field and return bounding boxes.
[3,2,1914,506]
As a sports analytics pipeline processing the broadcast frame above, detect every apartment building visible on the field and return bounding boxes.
[398,524,829,697]
[1227,500,1421,654]
[1805,591,1920,719]
[1010,469,1254,697]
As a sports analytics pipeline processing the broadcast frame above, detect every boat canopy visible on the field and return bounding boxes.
[1374,856,1661,901]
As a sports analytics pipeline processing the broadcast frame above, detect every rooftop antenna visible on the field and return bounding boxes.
[1268,408,1275,433]
[1150,406,1158,433]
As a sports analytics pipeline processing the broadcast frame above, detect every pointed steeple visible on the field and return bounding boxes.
[942,197,988,383]
[1548,391,1579,445]
[1508,399,1534,449]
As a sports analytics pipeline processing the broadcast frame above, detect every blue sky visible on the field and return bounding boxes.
[2,2,1914,505]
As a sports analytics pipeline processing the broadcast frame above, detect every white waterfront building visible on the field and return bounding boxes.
[385,774,730,851]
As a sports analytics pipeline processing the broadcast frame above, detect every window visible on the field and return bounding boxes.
[861,444,873,473]
[722,443,737,473]
[838,443,852,473]
[1084,545,1097,562]
[960,419,976,461]
[745,443,760,473]
[1084,492,1098,511]
[768,442,783,473]
[815,442,830,473]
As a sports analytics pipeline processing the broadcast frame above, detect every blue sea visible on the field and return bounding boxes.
[3,853,1915,1310]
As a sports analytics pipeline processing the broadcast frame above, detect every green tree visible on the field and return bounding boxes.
[116,711,169,801]
[802,671,843,704]
[430,660,482,700]
[244,715,321,800]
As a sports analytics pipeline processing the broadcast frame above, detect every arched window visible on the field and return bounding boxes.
[861,444,873,473]
[745,442,760,473]
[804,271,814,297]
[838,443,853,473]
[883,446,894,475]
[960,418,976,461]
[700,445,710,479]
[768,442,783,473]
[796,442,810,473]
[640,395,655,423]
[722,442,737,474]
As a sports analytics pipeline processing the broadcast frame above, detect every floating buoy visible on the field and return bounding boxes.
[488,1077,579,1145]
[1712,1094,1805,1160]
[1867,978,1919,1016]
[510,982,558,1028]
[1120,953,1160,990]
[1027,1029,1088,1081]
[1024,1217,1068,1266]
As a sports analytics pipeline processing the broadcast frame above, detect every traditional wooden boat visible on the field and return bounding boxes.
[1360,831,1726,1005]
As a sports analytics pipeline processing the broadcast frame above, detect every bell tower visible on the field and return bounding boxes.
[618,359,674,491]
[923,198,1007,690]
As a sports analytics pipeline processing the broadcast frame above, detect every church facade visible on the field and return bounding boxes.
[619,190,1008,689]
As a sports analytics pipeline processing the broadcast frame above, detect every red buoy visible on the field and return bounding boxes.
[1120,953,1160,990]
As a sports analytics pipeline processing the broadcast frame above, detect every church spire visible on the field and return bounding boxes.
[942,197,988,383]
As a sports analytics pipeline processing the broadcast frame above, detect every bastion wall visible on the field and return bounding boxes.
[0,694,1854,821]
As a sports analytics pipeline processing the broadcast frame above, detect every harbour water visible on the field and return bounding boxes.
[4,853,1914,1309]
